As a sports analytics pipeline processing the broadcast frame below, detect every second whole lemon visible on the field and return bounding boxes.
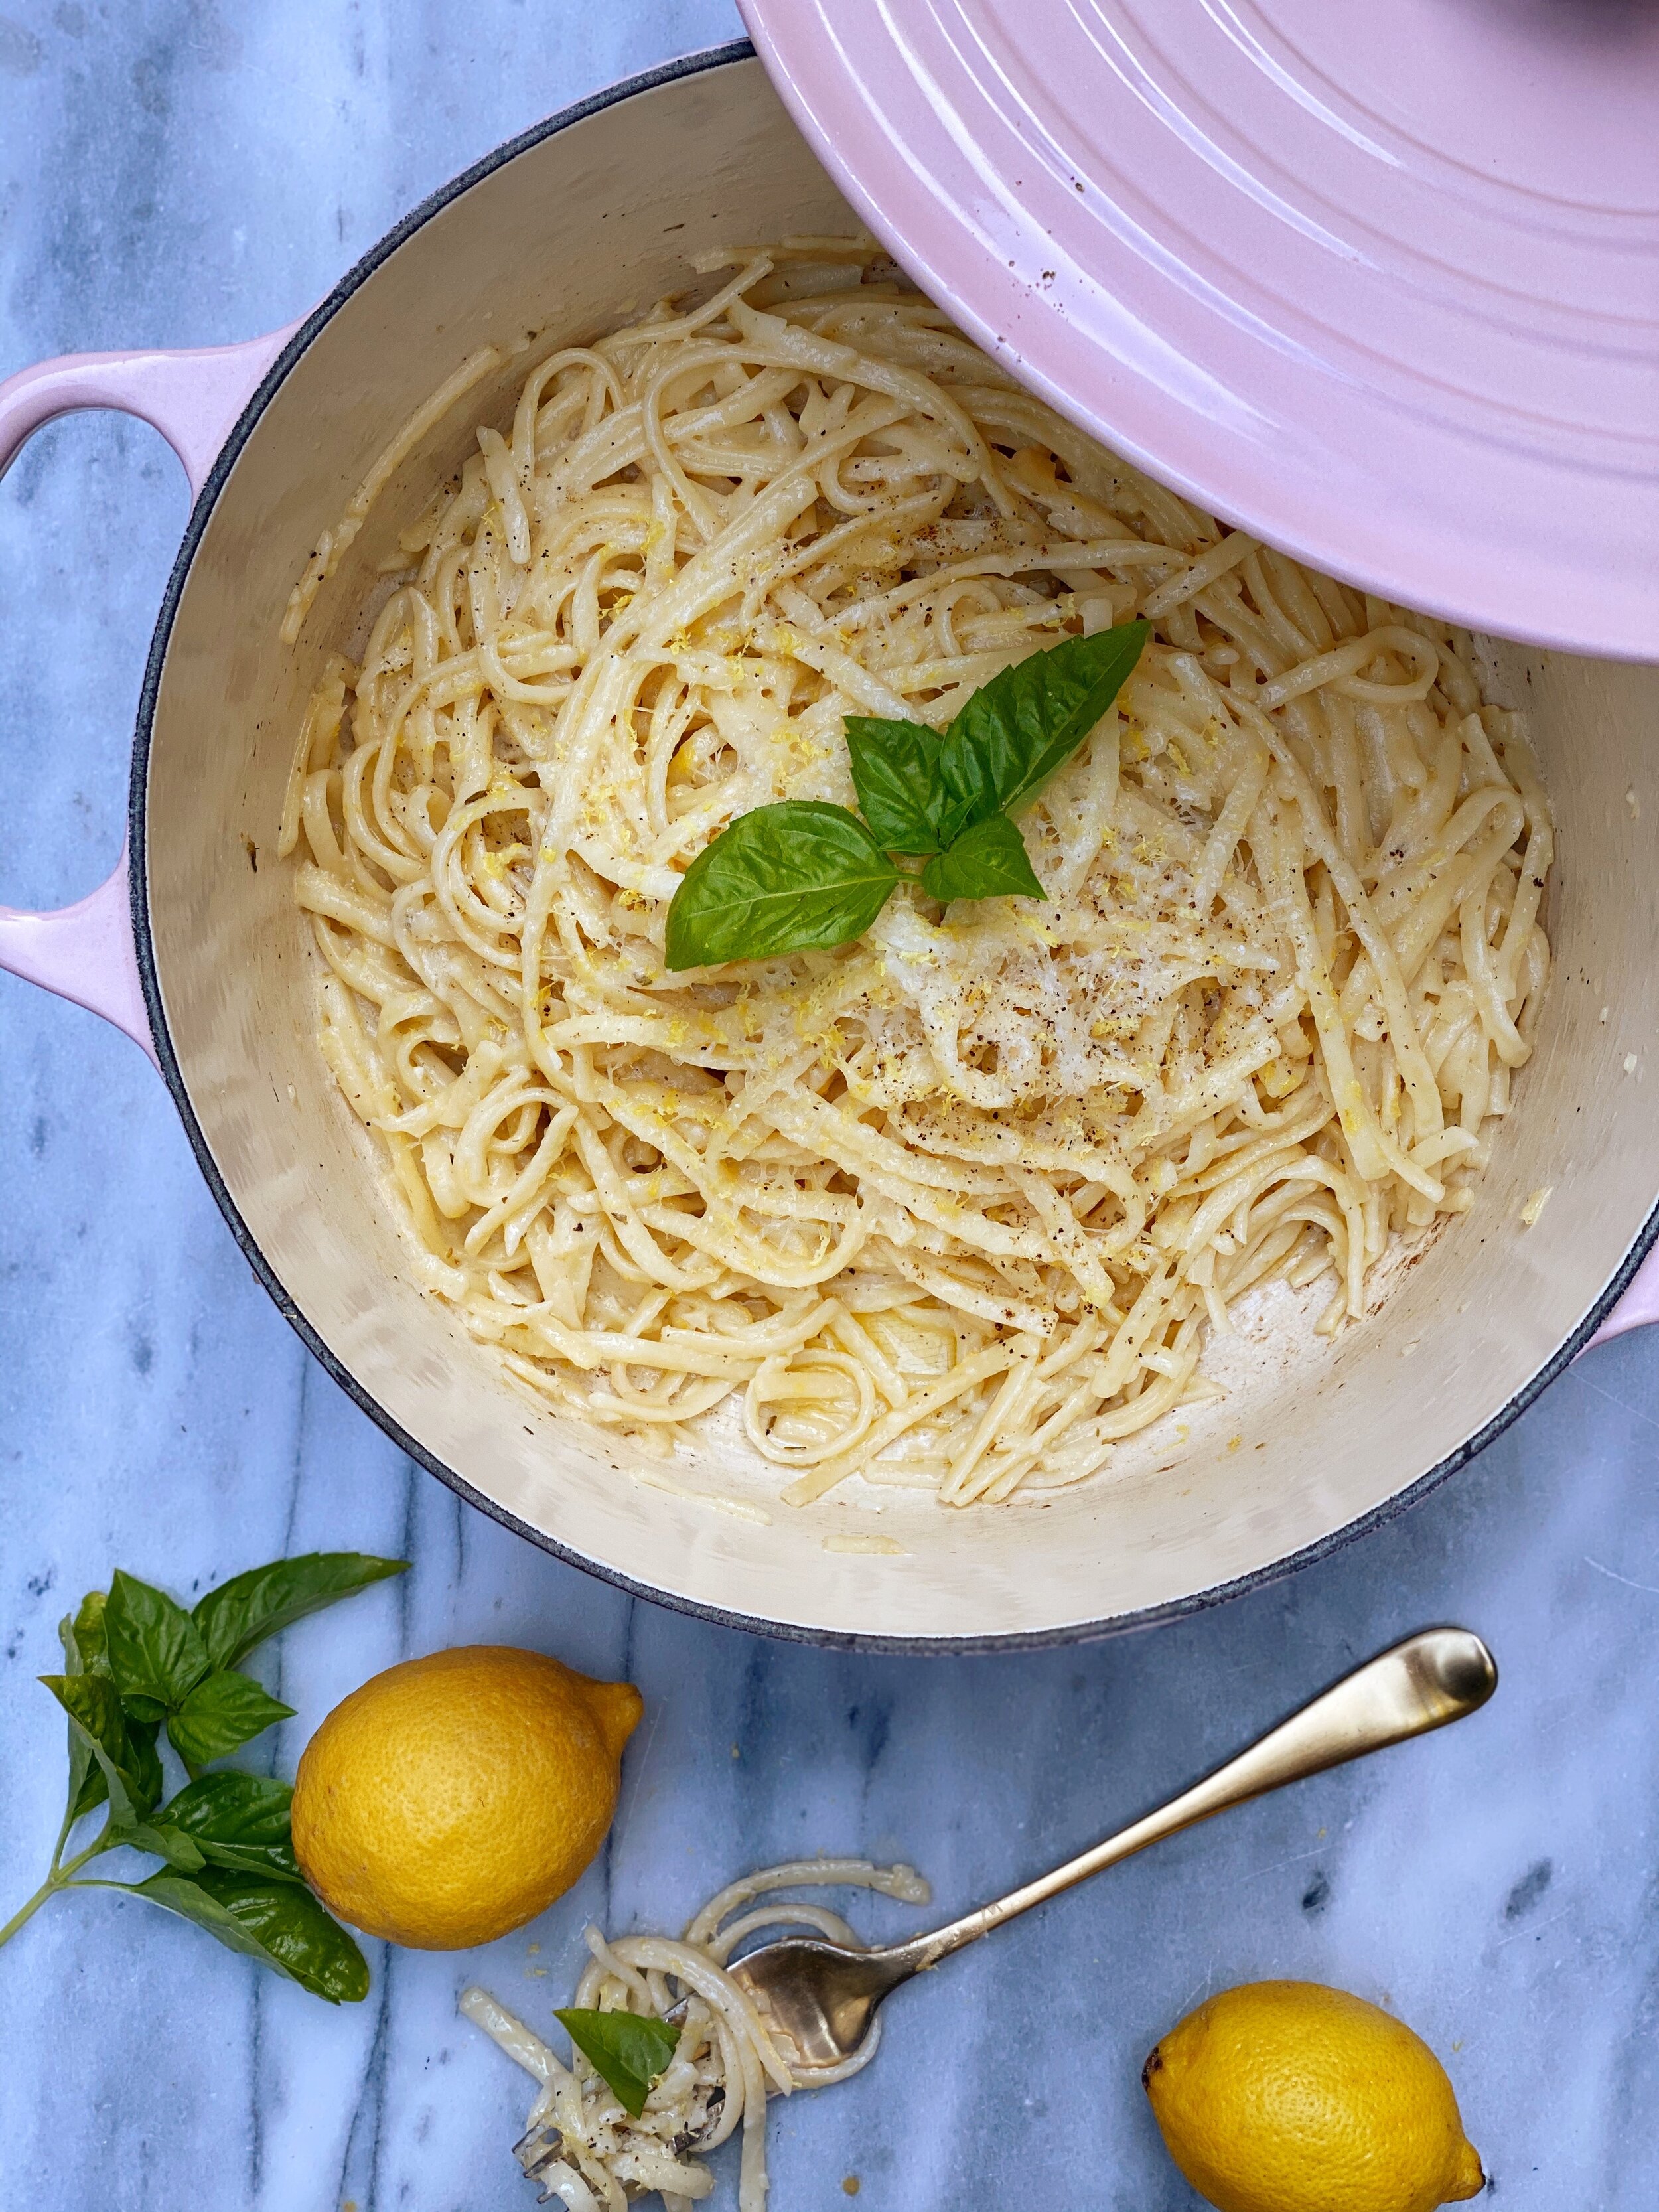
[291,1645,642,1949]
[1143,1980,1484,2212]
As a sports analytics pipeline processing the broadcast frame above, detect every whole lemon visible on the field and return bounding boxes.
[1143,1980,1484,2212]
[291,1645,642,1950]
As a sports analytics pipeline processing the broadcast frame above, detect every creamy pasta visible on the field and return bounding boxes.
[462,1858,930,2212]
[279,240,1552,1510]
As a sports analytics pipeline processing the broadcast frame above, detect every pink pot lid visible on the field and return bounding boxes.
[737,0,1659,659]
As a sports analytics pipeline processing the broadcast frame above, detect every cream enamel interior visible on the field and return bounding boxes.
[141,55,1659,1644]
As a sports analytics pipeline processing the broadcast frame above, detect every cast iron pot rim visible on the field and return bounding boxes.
[124,37,1659,1655]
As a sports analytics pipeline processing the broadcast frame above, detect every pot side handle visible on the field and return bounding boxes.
[1585,1240,1659,1355]
[0,324,299,1067]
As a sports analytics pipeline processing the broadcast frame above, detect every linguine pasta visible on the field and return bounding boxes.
[279,240,1552,1510]
[461,1857,930,2212]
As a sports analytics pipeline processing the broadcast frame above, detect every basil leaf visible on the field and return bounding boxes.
[58,1609,104,1823]
[191,1836,306,1885]
[167,1670,295,1772]
[64,1759,107,1826]
[664,802,899,969]
[105,1570,211,1713]
[165,1773,305,1885]
[59,1594,143,1822]
[72,1589,112,1677]
[844,716,950,854]
[122,1820,207,1873]
[131,1870,285,1970]
[65,1760,108,1828]
[165,1771,293,1843]
[192,1552,408,1673]
[127,1718,165,1811]
[38,1673,157,1824]
[938,621,1148,832]
[196,1868,370,2002]
[133,1868,370,2004]
[555,2008,680,2118]
[922,814,1046,905]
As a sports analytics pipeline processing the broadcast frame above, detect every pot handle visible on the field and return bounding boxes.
[0,323,299,1065]
[1586,1240,1659,1353]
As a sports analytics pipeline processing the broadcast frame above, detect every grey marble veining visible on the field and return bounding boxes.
[3,6,1658,2207]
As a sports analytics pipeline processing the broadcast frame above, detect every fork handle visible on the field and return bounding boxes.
[883,1627,1496,1977]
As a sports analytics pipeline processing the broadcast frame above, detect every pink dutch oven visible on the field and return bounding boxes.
[3,46,1656,1650]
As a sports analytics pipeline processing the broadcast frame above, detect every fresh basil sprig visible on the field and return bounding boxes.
[664,621,1147,969]
[0,1550,405,2002]
[556,2006,682,2117]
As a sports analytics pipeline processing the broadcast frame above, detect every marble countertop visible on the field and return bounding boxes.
[3,7,1657,2206]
